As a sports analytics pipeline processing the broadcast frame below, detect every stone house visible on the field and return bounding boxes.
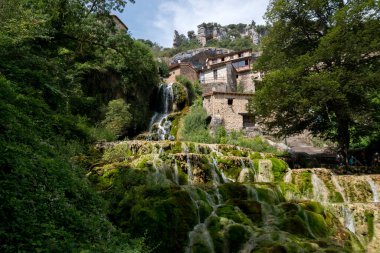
[200,49,261,132]
[111,15,128,32]
[203,91,254,131]
[165,62,199,84]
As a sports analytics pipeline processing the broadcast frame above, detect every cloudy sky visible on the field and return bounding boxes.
[117,0,270,47]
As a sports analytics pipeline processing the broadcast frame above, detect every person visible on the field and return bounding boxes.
[373,152,380,166]
[349,155,354,166]
[336,153,343,166]
[348,155,362,166]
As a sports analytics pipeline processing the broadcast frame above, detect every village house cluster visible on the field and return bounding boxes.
[165,49,262,133]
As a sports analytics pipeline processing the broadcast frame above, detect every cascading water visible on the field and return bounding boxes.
[366,176,379,202]
[283,169,292,183]
[311,173,329,203]
[148,83,175,140]
[331,174,347,203]
[343,207,356,233]
[238,159,250,183]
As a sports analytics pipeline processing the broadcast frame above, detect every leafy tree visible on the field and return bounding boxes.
[249,0,380,161]
[101,99,131,137]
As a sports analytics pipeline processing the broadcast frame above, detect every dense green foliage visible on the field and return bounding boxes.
[101,99,131,138]
[0,77,150,252]
[0,0,160,251]
[178,101,281,153]
[249,0,380,159]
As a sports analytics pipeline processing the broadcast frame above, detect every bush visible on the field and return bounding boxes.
[179,100,213,143]
[101,99,131,137]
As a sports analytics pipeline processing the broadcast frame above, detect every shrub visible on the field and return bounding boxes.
[101,99,131,137]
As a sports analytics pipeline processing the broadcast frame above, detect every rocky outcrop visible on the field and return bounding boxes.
[170,47,232,69]
[196,22,262,46]
[88,140,365,253]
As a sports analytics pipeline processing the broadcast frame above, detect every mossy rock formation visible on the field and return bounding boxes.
[89,141,364,252]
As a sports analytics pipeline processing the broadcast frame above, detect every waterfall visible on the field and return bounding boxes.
[182,143,193,184]
[173,161,179,185]
[256,160,274,182]
[343,207,356,233]
[284,169,292,183]
[186,224,215,253]
[311,173,329,203]
[366,176,379,203]
[238,159,250,183]
[148,83,175,140]
[246,185,259,201]
[331,174,347,203]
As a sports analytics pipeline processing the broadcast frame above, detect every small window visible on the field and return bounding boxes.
[238,53,242,58]
[221,57,225,62]
[228,99,233,105]
[245,59,249,65]
[213,69,218,80]
[236,75,239,78]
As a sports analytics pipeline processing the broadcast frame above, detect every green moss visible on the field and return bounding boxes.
[228,199,262,224]
[330,191,344,203]
[225,224,251,252]
[216,205,253,226]
[365,211,374,241]
[219,183,248,201]
[217,157,242,180]
[299,201,324,215]
[250,152,262,159]
[117,186,198,252]
[256,187,282,205]
[281,213,311,237]
[296,171,313,197]
[269,158,288,182]
[304,210,328,238]
[207,215,224,253]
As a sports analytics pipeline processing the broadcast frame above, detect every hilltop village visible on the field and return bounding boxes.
[165,48,261,133]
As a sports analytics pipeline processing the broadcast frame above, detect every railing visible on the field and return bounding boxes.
[200,76,227,84]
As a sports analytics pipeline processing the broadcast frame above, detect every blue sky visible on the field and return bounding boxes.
[117,0,270,48]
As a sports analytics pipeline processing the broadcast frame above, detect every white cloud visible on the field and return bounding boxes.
[154,0,269,47]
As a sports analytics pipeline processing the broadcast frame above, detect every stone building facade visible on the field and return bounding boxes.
[203,92,254,131]
[111,15,128,32]
[165,63,199,84]
[200,49,262,132]
[201,49,260,94]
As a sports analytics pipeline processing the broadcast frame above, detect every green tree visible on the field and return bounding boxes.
[249,0,380,161]
[101,99,131,137]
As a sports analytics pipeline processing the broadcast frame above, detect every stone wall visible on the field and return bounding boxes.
[237,72,256,92]
[201,82,227,94]
[180,64,198,83]
[165,64,199,84]
[203,92,253,131]
[203,66,228,84]
[166,67,181,84]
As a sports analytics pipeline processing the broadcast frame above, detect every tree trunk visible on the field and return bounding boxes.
[337,118,350,165]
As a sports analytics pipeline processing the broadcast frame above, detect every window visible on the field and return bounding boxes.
[245,59,249,65]
[228,99,233,105]
[238,53,242,58]
[221,57,225,62]
[236,75,239,78]
[242,114,255,128]
[213,69,218,80]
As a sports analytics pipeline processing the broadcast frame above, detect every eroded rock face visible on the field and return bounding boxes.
[286,168,380,252]
[88,141,364,253]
